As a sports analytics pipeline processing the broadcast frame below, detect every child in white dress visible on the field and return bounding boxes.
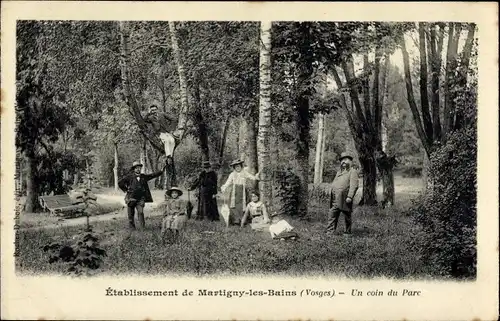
[240,191,270,230]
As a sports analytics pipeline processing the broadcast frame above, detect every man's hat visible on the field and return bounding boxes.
[339,152,354,161]
[166,186,183,197]
[230,159,244,167]
[202,161,211,168]
[131,161,143,170]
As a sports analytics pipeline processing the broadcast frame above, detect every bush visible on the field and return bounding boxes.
[308,183,331,206]
[411,124,477,279]
[42,230,107,276]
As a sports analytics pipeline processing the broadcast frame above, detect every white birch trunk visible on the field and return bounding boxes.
[113,142,119,191]
[168,22,189,140]
[257,21,273,208]
[313,113,326,184]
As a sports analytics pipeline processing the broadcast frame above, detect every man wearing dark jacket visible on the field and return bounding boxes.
[118,161,166,229]
[327,152,359,235]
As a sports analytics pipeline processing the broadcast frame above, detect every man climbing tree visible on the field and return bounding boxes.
[141,104,180,187]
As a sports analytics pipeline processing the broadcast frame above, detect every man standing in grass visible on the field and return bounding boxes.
[327,152,359,236]
[118,161,166,230]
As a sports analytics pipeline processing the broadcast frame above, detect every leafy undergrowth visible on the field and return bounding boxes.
[16,194,440,279]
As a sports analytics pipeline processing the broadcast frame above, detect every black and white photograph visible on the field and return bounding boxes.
[1,2,498,320]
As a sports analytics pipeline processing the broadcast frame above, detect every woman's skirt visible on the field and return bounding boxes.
[230,184,245,225]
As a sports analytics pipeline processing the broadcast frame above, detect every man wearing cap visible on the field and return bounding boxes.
[327,152,359,235]
[188,161,219,221]
[118,161,166,230]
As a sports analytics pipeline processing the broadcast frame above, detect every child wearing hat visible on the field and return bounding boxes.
[161,186,188,244]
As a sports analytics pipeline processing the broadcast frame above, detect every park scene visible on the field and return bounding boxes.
[15,21,477,278]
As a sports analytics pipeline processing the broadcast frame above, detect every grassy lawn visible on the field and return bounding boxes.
[15,176,439,278]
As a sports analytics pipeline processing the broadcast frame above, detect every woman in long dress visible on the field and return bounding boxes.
[220,159,260,225]
[188,161,219,221]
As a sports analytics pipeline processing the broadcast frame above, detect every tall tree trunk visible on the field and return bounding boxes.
[144,144,151,173]
[140,139,146,174]
[340,57,378,206]
[237,117,244,159]
[168,22,189,140]
[319,121,326,181]
[372,47,382,146]
[257,21,273,209]
[400,36,432,156]
[194,82,210,162]
[24,151,38,212]
[453,23,476,131]
[381,121,388,152]
[294,22,316,217]
[218,116,230,165]
[374,52,396,206]
[168,21,191,186]
[429,23,444,141]
[245,113,258,175]
[380,163,395,207]
[443,22,460,136]
[358,150,378,206]
[113,142,119,191]
[418,22,434,141]
[443,22,457,136]
[313,112,325,184]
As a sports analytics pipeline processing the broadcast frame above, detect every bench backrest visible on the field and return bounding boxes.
[39,194,78,210]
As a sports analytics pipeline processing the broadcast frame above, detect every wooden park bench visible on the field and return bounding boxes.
[39,194,86,216]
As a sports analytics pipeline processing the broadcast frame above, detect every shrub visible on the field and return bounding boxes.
[308,183,331,206]
[42,230,107,276]
[411,124,477,279]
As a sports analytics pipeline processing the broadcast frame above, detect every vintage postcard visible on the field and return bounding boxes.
[1,1,498,320]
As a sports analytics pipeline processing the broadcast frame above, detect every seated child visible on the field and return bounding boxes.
[240,191,270,230]
[161,187,188,244]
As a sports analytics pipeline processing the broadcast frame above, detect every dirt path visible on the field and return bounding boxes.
[18,193,170,232]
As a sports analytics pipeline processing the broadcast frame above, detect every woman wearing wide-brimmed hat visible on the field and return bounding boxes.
[188,160,220,221]
[220,159,260,225]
